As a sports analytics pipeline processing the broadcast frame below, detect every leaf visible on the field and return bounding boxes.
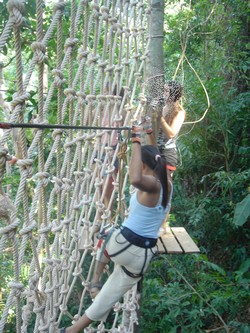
[233,194,250,226]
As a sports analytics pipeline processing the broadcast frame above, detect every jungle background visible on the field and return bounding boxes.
[0,0,249,332]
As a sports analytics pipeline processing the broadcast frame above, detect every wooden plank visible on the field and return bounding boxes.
[171,227,200,253]
[157,227,183,253]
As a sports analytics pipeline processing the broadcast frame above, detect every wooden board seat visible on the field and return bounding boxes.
[78,226,200,254]
[157,227,200,254]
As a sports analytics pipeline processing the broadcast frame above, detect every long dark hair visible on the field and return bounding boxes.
[141,145,171,208]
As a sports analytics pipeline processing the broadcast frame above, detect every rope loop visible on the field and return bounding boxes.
[11,92,30,109]
[86,94,96,103]
[63,138,77,149]
[8,281,24,297]
[7,0,25,27]
[0,217,20,235]
[76,91,86,106]
[51,220,63,233]
[64,38,79,52]
[38,223,52,235]
[105,65,115,73]
[100,5,109,20]
[31,42,48,64]
[98,60,108,69]
[53,1,65,15]
[97,323,105,333]
[125,28,131,37]
[94,177,103,188]
[0,146,9,169]
[87,54,99,65]
[115,23,123,35]
[77,47,90,61]
[109,17,117,25]
[16,159,33,178]
[132,27,138,37]
[64,88,77,101]
[82,194,92,205]
[91,3,100,18]
[75,134,86,142]
[114,65,123,73]
[52,69,66,87]
[52,128,64,139]
[36,171,50,187]
[52,176,63,193]
[113,302,122,312]
[138,93,147,105]
[62,177,73,192]
[19,220,36,236]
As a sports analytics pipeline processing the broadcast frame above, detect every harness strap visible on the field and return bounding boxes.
[108,243,132,258]
[139,248,148,276]
[121,266,143,279]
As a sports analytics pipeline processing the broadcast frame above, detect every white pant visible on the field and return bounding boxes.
[86,228,156,322]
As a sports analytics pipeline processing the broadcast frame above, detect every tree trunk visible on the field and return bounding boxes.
[145,0,165,138]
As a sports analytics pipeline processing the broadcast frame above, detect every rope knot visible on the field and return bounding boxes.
[52,177,63,192]
[53,1,65,15]
[62,178,73,192]
[98,60,108,69]
[11,92,30,109]
[138,93,147,105]
[64,88,77,101]
[0,146,9,168]
[115,23,123,35]
[31,42,48,64]
[100,5,109,20]
[52,128,64,139]
[19,220,36,236]
[0,193,15,225]
[16,159,33,178]
[105,65,115,73]
[7,0,25,27]
[77,47,90,61]
[8,281,24,297]
[125,28,131,37]
[91,3,100,18]
[36,172,50,187]
[52,69,66,87]
[87,54,99,65]
[76,92,86,106]
[64,38,78,52]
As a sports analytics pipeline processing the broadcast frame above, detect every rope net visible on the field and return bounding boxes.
[0,0,155,332]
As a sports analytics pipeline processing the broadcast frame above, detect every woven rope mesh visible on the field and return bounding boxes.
[0,0,161,332]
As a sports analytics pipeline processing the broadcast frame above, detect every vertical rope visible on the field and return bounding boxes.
[0,1,151,332]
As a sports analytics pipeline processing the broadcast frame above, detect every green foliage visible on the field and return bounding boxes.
[140,0,250,332]
[233,194,250,226]
[1,0,249,331]
[141,255,250,333]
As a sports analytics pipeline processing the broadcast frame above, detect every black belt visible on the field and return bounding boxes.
[121,227,157,249]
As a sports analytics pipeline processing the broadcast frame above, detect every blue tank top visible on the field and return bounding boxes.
[122,186,172,239]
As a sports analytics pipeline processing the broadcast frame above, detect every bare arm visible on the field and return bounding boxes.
[147,132,157,145]
[129,139,159,194]
[160,109,185,139]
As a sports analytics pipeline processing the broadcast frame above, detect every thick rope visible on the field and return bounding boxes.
[0,1,150,332]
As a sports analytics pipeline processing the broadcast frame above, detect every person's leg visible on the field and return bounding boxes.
[90,239,110,298]
[104,174,113,204]
[89,260,107,298]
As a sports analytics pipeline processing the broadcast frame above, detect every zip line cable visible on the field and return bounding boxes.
[0,122,132,131]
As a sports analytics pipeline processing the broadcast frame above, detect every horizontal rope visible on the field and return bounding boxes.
[0,122,131,131]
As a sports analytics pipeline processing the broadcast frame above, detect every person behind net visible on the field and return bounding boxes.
[147,80,186,176]
[59,125,173,333]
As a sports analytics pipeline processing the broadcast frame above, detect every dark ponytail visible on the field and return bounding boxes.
[141,145,171,208]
